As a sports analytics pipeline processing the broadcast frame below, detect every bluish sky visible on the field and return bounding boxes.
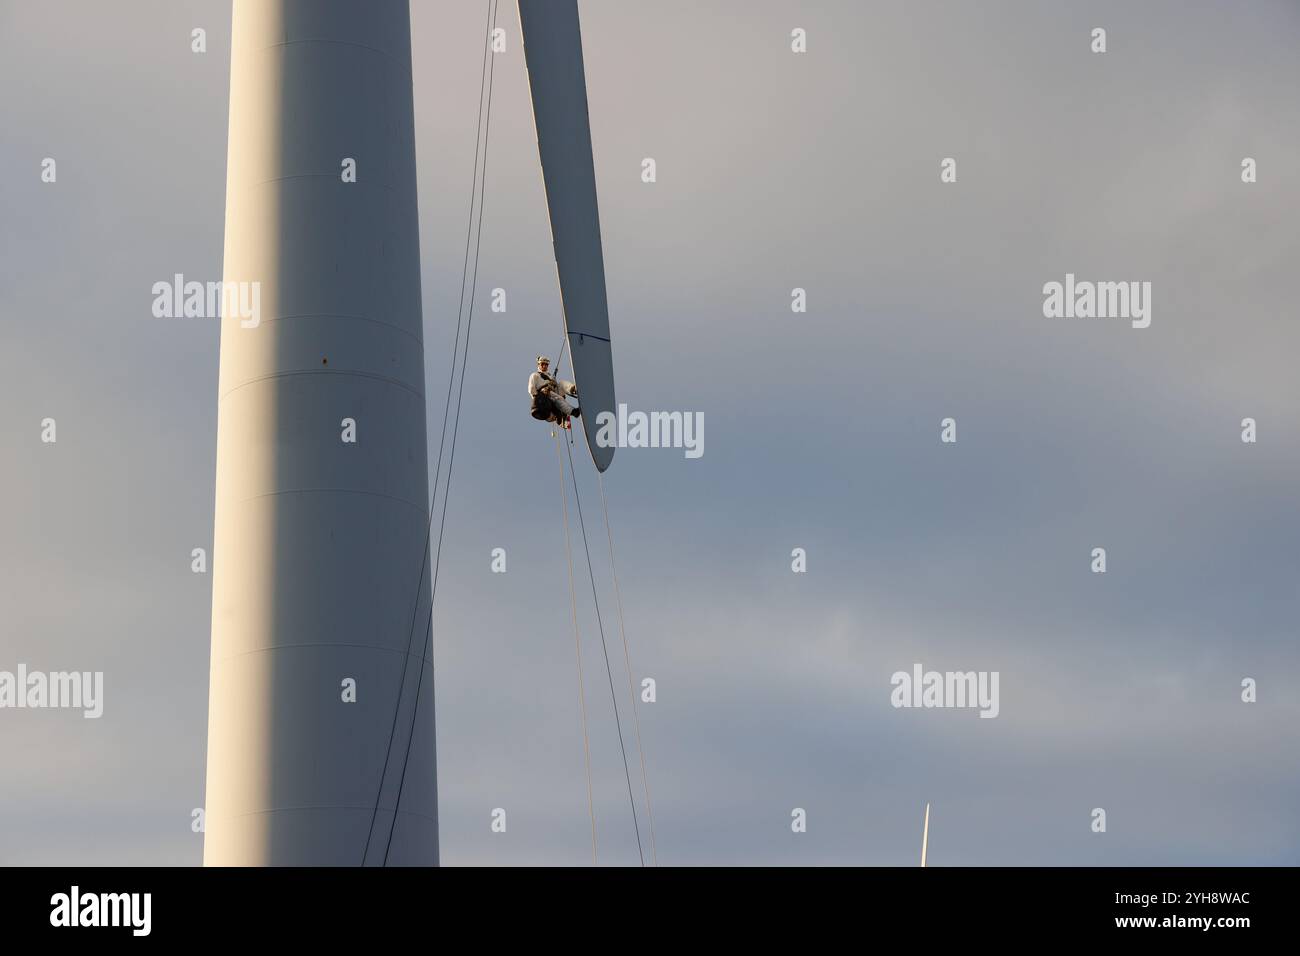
[1,0,1297,865]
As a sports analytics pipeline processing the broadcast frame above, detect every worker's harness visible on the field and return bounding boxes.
[530,370,561,421]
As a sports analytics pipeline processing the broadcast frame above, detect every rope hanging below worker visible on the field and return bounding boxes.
[561,433,645,865]
[585,428,659,866]
[556,430,599,863]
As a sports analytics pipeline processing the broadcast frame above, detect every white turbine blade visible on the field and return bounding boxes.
[518,0,617,472]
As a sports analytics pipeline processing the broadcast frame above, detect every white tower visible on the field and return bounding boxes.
[203,0,436,865]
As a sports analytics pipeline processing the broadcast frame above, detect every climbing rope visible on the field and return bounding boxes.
[555,337,658,866]
[556,431,598,863]
[381,0,503,867]
[362,0,499,866]
[589,450,660,866]
[563,438,645,866]
[553,335,568,380]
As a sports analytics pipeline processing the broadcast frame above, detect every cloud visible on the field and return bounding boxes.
[1,0,1296,865]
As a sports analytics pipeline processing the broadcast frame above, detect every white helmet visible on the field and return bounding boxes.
[536,355,551,365]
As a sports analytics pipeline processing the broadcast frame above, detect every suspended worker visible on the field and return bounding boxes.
[528,354,580,429]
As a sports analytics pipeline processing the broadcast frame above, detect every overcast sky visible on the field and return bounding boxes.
[1,0,1298,865]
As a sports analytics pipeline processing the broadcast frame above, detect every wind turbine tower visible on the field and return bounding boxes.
[204,0,436,866]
